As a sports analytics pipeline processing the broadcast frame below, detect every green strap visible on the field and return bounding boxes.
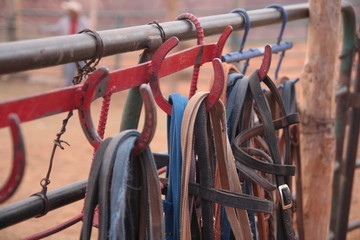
[120,49,157,131]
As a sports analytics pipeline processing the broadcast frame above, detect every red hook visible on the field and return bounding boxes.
[78,68,157,154]
[149,37,225,115]
[149,37,179,116]
[0,114,26,203]
[206,58,225,111]
[132,84,157,156]
[78,67,110,150]
[258,45,272,80]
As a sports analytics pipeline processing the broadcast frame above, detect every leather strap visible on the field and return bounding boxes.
[233,114,298,176]
[225,71,248,143]
[81,137,112,239]
[224,69,256,240]
[280,77,304,239]
[194,102,215,239]
[81,130,164,240]
[160,178,273,213]
[180,92,253,240]
[230,70,296,240]
[108,131,138,239]
[210,97,253,240]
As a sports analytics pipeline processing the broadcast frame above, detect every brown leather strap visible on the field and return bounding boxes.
[180,92,207,240]
[210,100,253,239]
[180,92,253,240]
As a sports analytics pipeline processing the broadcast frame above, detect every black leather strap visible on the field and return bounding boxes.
[81,138,112,240]
[248,71,296,240]
[188,182,274,214]
[160,178,274,214]
[80,130,164,240]
[194,102,214,239]
[232,114,298,176]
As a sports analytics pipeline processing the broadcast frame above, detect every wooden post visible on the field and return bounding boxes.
[89,0,98,29]
[6,0,21,41]
[166,0,179,21]
[299,0,341,239]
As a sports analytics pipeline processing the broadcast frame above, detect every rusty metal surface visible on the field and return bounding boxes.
[0,3,312,75]
[0,179,87,229]
[0,34,231,128]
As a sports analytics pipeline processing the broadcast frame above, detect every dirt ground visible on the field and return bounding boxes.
[1,41,360,239]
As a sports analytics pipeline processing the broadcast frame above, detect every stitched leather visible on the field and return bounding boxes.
[180,92,253,240]
[230,70,297,240]
[194,102,215,239]
[280,77,304,239]
[160,178,273,213]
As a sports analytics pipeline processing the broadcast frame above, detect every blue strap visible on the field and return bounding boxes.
[224,72,258,240]
[109,133,138,239]
[164,93,188,240]
[226,72,248,143]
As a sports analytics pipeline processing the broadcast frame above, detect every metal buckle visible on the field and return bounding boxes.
[278,184,292,210]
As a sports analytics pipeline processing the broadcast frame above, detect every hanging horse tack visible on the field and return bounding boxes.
[0,3,357,240]
[149,26,232,115]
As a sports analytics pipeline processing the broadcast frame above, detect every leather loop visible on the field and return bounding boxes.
[81,131,164,240]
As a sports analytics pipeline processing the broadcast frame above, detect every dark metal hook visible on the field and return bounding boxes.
[0,114,26,203]
[266,4,288,45]
[231,8,251,53]
[266,4,288,80]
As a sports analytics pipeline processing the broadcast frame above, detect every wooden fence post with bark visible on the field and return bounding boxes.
[299,0,341,239]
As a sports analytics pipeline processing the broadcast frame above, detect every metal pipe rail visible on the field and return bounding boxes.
[0,3,313,75]
[0,1,357,235]
[0,179,87,229]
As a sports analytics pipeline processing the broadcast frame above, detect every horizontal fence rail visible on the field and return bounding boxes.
[0,179,87,229]
[0,1,356,233]
[0,3,314,75]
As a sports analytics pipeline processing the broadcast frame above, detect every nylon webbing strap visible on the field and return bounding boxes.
[164,93,188,240]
